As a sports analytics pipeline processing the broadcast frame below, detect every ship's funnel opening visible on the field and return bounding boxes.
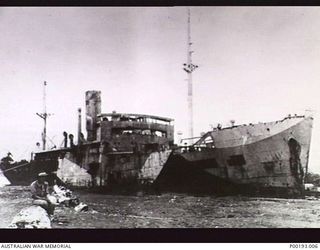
[85,91,101,141]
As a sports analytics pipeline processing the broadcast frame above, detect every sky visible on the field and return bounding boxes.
[0,7,320,172]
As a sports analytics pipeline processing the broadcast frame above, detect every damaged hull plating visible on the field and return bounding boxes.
[0,158,58,186]
[157,116,313,197]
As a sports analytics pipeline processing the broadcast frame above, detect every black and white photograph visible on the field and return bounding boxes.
[0,6,319,231]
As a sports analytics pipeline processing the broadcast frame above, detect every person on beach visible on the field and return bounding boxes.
[30,172,56,216]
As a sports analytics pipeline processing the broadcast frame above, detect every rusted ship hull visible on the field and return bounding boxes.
[0,161,35,186]
[0,146,172,191]
[157,116,313,197]
[54,148,172,193]
[0,158,59,186]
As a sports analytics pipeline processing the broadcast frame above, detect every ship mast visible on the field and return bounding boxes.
[36,81,51,151]
[183,8,198,144]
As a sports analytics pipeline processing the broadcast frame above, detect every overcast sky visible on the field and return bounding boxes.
[1,7,320,172]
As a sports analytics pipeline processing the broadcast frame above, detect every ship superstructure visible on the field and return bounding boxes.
[2,90,175,191]
[61,90,175,189]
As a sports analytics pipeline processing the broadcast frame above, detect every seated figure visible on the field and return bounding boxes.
[30,172,56,216]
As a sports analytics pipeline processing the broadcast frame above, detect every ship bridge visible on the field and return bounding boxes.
[96,112,174,151]
[85,91,174,152]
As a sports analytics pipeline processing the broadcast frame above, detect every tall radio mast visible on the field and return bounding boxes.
[36,81,52,151]
[183,8,198,144]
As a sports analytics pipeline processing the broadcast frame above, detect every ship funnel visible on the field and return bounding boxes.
[85,90,101,141]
